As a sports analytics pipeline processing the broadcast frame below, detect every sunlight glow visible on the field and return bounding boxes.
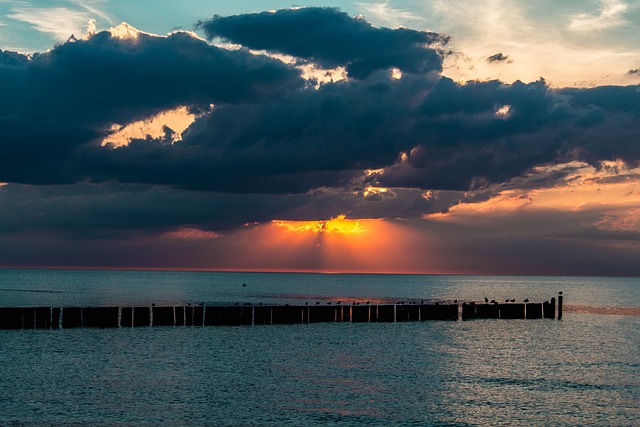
[363,186,389,197]
[163,227,220,240]
[273,214,366,235]
[101,106,201,148]
[495,104,511,118]
[425,161,640,233]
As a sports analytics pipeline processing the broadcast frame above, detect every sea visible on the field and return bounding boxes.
[0,269,638,426]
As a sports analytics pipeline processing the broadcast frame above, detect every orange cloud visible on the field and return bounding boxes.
[427,162,640,234]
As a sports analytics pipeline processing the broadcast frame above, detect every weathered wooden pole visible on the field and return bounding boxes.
[557,292,563,320]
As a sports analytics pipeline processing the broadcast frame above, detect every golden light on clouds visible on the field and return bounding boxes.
[363,186,390,197]
[426,161,640,233]
[102,105,201,148]
[273,214,366,235]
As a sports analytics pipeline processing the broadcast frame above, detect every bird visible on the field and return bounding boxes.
[484,297,489,303]
[242,283,246,287]
[510,299,515,303]
[454,300,458,304]
[316,302,320,305]
[523,299,529,303]
[327,302,332,305]
[558,291,563,295]
[151,303,155,307]
[366,301,370,305]
[233,302,239,306]
[305,302,308,306]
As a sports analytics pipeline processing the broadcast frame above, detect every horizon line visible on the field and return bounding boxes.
[0,265,638,278]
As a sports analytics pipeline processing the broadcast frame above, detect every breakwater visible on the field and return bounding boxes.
[0,295,561,329]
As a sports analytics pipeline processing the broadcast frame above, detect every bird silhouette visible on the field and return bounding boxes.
[484,297,489,303]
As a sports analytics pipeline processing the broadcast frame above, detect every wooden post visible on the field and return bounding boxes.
[558,292,563,320]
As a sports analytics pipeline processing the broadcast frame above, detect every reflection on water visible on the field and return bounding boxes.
[0,270,638,425]
[565,304,640,316]
[0,317,638,425]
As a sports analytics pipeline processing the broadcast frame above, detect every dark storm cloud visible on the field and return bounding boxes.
[0,181,436,236]
[487,52,509,63]
[0,183,309,235]
[0,27,302,185]
[1,7,640,201]
[376,78,640,190]
[198,7,448,79]
[82,73,433,192]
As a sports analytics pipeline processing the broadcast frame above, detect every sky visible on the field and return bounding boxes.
[0,0,639,275]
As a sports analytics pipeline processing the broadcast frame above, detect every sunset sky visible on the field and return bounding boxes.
[1,0,639,275]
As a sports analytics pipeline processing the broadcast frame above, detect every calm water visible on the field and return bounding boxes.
[1,269,638,425]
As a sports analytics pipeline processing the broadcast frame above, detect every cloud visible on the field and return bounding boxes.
[356,1,421,28]
[628,68,640,75]
[7,6,97,41]
[568,0,631,33]
[0,8,639,216]
[197,7,448,79]
[1,6,640,274]
[486,52,510,63]
[0,25,302,185]
[426,0,640,88]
